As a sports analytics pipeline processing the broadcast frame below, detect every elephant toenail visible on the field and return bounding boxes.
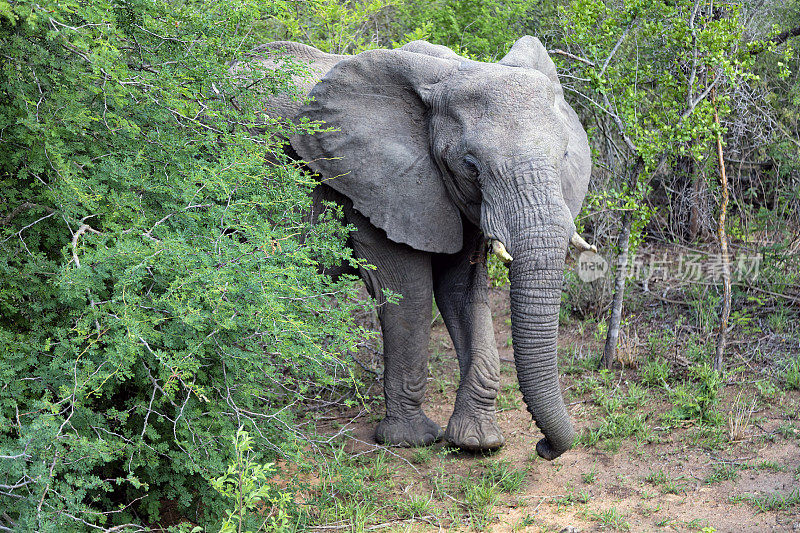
[463,436,480,448]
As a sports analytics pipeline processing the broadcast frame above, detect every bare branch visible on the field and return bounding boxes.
[0,451,30,460]
[131,23,200,45]
[1,202,54,226]
[764,25,800,49]
[681,70,724,121]
[687,0,702,108]
[749,24,800,55]
[600,24,633,78]
[142,203,212,242]
[0,478,33,490]
[601,92,638,153]
[70,223,101,268]
[0,211,56,245]
[548,49,596,67]
[713,90,732,371]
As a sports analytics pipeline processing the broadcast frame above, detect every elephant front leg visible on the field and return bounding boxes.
[347,209,442,447]
[373,296,443,447]
[433,230,504,451]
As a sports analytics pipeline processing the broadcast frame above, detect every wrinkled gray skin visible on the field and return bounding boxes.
[232,37,591,459]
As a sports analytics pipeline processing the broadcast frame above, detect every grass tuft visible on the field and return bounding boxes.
[731,489,800,513]
[704,464,740,484]
[588,506,631,531]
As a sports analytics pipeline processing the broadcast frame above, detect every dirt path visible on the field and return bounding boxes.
[480,289,799,532]
[330,287,800,532]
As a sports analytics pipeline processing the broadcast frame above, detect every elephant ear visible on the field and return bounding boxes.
[292,49,463,253]
[499,36,591,219]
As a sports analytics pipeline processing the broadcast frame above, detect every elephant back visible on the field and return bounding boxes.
[229,42,345,124]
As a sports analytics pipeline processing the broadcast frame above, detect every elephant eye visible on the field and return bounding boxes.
[463,156,481,180]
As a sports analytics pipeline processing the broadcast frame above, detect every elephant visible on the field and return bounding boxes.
[231,36,593,460]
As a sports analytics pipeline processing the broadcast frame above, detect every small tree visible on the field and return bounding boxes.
[553,0,758,368]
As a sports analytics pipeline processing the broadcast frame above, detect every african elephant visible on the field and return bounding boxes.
[232,36,593,460]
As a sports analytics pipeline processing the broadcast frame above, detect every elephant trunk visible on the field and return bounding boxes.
[481,158,575,460]
[508,228,574,460]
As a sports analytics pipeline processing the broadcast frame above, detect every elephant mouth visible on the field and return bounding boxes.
[487,232,595,264]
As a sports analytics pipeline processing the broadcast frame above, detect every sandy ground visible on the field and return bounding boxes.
[331,287,800,532]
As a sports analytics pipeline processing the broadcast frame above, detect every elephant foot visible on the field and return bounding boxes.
[375,413,443,447]
[445,412,505,451]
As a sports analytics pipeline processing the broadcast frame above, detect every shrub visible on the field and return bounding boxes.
[0,1,367,529]
[666,365,722,424]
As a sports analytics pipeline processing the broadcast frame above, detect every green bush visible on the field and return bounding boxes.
[487,253,510,288]
[0,1,368,529]
[784,357,800,391]
[213,429,293,533]
[391,0,559,59]
[666,365,722,425]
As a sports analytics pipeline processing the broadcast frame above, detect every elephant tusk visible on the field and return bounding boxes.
[491,240,513,263]
[570,232,597,253]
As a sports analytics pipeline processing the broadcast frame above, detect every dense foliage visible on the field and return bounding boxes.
[0,0,369,530]
[554,0,797,253]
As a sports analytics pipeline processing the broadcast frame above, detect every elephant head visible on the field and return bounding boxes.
[290,37,591,460]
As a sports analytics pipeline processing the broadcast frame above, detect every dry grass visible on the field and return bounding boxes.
[616,327,640,368]
[727,391,756,442]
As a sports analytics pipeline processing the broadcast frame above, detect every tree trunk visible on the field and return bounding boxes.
[601,211,631,370]
[713,95,731,372]
[601,158,643,370]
